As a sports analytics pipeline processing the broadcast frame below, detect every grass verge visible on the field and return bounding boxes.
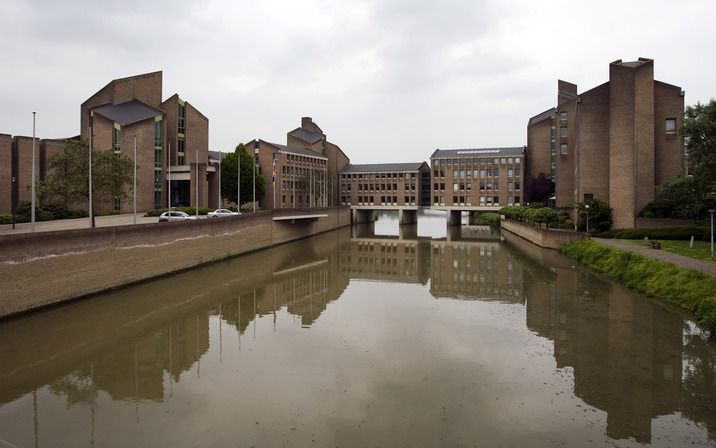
[559,240,716,333]
[623,239,716,264]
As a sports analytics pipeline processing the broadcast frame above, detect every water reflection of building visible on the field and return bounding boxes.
[339,238,430,285]
[505,231,716,443]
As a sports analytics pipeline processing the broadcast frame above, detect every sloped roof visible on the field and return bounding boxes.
[342,162,426,173]
[432,147,524,158]
[266,142,328,160]
[288,128,324,144]
[528,107,555,126]
[92,100,163,126]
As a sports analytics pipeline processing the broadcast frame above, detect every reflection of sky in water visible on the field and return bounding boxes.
[374,209,449,238]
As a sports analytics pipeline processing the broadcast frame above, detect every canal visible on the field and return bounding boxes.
[0,211,714,447]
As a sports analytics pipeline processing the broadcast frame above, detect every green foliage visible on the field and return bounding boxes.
[220,143,266,207]
[473,212,501,226]
[684,99,716,196]
[596,226,709,241]
[525,172,554,203]
[38,139,135,213]
[559,240,716,333]
[639,176,715,219]
[0,213,13,224]
[576,198,612,233]
[499,205,561,228]
[9,201,88,223]
[144,206,213,217]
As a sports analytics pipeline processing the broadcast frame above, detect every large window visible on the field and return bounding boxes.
[112,126,121,152]
[178,103,186,134]
[154,119,162,146]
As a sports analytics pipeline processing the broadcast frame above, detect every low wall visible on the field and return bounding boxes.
[0,207,350,318]
[501,219,586,249]
[634,217,697,229]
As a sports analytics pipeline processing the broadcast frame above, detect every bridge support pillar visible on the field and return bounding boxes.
[398,209,417,225]
[447,210,462,226]
[468,212,478,225]
[352,209,373,224]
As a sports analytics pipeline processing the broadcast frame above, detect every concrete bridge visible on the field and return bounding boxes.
[351,205,503,226]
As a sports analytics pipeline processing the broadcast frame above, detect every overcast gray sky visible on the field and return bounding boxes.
[2,0,715,163]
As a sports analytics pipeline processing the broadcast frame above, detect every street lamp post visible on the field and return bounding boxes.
[11,176,16,229]
[31,112,36,233]
[585,204,590,234]
[195,148,199,218]
[253,139,258,213]
[709,209,715,259]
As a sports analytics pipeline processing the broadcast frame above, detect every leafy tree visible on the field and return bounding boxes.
[39,139,134,227]
[639,176,715,219]
[577,198,612,233]
[684,99,716,196]
[526,172,554,203]
[220,143,266,208]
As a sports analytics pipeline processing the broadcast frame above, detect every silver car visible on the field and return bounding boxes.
[159,211,198,222]
[208,208,240,218]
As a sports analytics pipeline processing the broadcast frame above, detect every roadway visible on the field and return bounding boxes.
[0,213,204,235]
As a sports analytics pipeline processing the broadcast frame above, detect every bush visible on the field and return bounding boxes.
[474,212,501,226]
[559,240,716,333]
[0,213,12,225]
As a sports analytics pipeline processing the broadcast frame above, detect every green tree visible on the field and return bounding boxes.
[39,139,134,227]
[684,99,716,196]
[220,143,266,208]
[577,198,612,233]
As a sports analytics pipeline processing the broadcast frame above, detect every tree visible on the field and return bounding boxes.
[639,176,715,219]
[684,99,716,196]
[577,198,612,233]
[39,139,134,227]
[526,172,554,204]
[220,143,266,208]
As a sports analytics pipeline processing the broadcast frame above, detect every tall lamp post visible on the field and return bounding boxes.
[584,204,590,235]
[195,148,199,218]
[11,176,16,229]
[31,112,36,233]
[253,139,258,213]
[709,209,715,259]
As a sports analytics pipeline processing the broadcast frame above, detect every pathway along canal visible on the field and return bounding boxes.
[0,210,714,447]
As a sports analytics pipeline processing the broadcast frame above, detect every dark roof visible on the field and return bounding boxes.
[266,142,328,159]
[342,162,426,173]
[92,100,163,126]
[432,147,524,158]
[528,107,555,126]
[288,128,324,144]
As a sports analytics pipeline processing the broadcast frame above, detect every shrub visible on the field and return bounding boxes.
[0,213,12,225]
[474,212,501,226]
[595,226,709,241]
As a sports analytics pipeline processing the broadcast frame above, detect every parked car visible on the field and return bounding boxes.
[159,211,198,222]
[208,208,240,218]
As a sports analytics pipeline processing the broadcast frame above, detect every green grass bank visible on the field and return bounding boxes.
[558,240,716,333]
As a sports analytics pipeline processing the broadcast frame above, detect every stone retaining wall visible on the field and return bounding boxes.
[501,219,586,249]
[0,207,350,318]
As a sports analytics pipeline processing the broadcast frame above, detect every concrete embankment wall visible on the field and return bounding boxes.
[501,219,586,249]
[0,207,350,318]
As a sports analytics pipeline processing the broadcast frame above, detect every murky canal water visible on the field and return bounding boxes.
[1,211,714,447]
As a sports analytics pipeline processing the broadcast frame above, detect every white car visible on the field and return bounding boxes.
[208,208,240,218]
[159,211,198,222]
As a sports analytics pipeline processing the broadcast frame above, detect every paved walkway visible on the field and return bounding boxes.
[593,238,716,276]
[0,213,207,235]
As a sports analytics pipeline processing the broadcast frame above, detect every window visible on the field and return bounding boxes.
[112,126,121,151]
[515,181,521,191]
[508,182,513,191]
[560,126,568,138]
[584,193,594,201]
[560,144,568,155]
[155,149,162,168]
[154,120,162,146]
[666,118,676,134]
[507,169,513,177]
[154,191,161,209]
[560,111,567,122]
[178,103,186,134]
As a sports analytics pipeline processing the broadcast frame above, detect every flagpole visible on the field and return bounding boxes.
[89,111,93,228]
[168,142,171,211]
[237,146,241,212]
[195,148,199,218]
[133,136,137,225]
[272,154,276,209]
[252,139,257,212]
[31,112,36,233]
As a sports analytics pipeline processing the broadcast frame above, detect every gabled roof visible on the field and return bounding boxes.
[528,108,556,126]
[342,162,427,173]
[264,141,328,160]
[288,127,324,144]
[432,147,524,158]
[92,100,163,126]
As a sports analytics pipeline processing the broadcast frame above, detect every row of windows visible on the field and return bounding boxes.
[341,172,417,180]
[285,153,326,166]
[281,165,326,176]
[340,183,417,192]
[432,195,521,206]
[342,196,418,206]
[433,181,521,191]
[433,168,520,179]
[433,157,522,167]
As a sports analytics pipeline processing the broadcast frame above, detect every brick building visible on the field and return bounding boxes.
[251,117,349,210]
[339,162,431,207]
[526,58,686,228]
[430,147,525,209]
[0,71,216,215]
